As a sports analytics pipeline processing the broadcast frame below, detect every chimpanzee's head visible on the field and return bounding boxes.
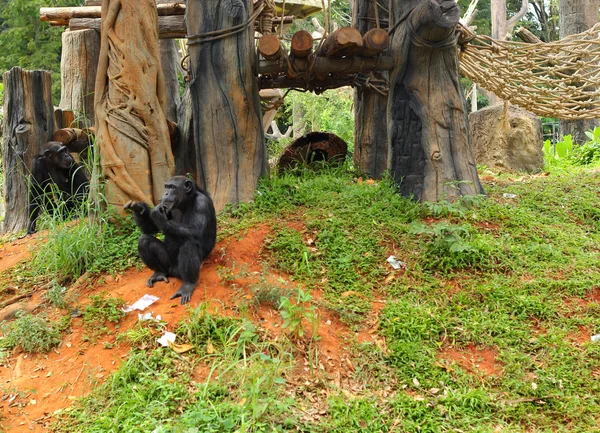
[43,142,74,169]
[161,176,195,211]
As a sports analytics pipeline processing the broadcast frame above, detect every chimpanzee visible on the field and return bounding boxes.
[124,176,217,305]
[27,142,90,235]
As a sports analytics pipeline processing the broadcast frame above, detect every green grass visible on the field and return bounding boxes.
[40,157,600,431]
[0,312,65,354]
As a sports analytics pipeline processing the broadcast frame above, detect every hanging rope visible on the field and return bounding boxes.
[459,23,600,120]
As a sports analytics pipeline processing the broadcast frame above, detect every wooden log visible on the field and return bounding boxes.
[352,0,389,179]
[41,3,186,21]
[358,28,390,57]
[291,30,313,57]
[258,33,282,60]
[187,0,267,212]
[387,0,483,201]
[2,68,55,234]
[515,27,542,43]
[54,109,76,130]
[258,56,395,75]
[68,15,294,38]
[317,27,363,57]
[53,128,84,144]
[259,76,354,90]
[60,29,100,128]
[94,0,175,208]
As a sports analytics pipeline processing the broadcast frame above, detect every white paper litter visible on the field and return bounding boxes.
[387,255,405,270]
[122,294,159,313]
[138,312,162,322]
[591,334,600,343]
[157,332,177,347]
[503,193,517,199]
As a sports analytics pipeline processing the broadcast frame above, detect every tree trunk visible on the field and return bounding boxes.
[558,0,599,144]
[94,0,175,208]
[2,68,55,234]
[59,29,100,128]
[159,39,181,122]
[186,0,267,212]
[388,0,483,202]
[352,0,389,179]
[174,87,198,179]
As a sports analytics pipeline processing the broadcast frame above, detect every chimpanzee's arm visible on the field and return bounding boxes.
[124,201,159,235]
[151,196,211,240]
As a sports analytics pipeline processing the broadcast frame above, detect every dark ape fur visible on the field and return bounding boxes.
[27,141,89,235]
[124,176,217,305]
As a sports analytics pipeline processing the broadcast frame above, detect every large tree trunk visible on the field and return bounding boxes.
[558,0,599,144]
[59,29,100,128]
[352,0,389,179]
[94,0,174,208]
[388,0,483,202]
[159,39,181,123]
[2,68,55,233]
[187,0,267,212]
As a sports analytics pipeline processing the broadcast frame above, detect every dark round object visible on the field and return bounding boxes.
[277,132,348,172]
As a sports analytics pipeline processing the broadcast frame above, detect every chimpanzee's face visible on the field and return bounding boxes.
[44,143,74,169]
[161,176,194,211]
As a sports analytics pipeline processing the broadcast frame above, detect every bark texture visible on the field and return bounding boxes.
[94,0,174,208]
[2,68,55,233]
[352,0,389,179]
[187,0,267,212]
[159,39,181,122]
[388,0,483,201]
[558,0,599,143]
[60,29,100,127]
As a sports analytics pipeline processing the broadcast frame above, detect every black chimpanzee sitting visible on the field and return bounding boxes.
[27,142,90,235]
[124,176,217,305]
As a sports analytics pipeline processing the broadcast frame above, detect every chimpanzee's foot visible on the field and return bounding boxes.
[147,271,169,287]
[170,282,196,305]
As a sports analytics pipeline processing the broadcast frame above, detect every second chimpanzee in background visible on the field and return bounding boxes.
[27,141,90,235]
[124,176,217,305]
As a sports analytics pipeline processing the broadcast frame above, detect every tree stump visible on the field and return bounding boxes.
[94,0,175,208]
[387,0,483,201]
[187,0,267,212]
[59,29,100,128]
[352,0,389,180]
[277,132,347,172]
[2,68,55,234]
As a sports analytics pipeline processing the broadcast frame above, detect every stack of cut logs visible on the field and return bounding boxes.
[258,27,392,91]
[40,2,294,39]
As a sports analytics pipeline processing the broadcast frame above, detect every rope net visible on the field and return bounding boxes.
[459,23,600,120]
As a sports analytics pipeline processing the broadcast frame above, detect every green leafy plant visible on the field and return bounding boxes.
[81,292,126,339]
[572,127,600,165]
[0,312,62,353]
[279,288,319,341]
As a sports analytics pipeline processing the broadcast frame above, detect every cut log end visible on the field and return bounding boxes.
[291,30,314,57]
[258,33,282,60]
[359,28,390,56]
[319,27,364,58]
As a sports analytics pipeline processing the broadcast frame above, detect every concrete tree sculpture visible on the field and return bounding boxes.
[387,0,483,201]
[94,0,175,208]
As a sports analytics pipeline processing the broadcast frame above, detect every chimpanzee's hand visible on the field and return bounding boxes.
[150,204,169,229]
[124,201,147,215]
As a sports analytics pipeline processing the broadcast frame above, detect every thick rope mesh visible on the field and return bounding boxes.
[459,23,600,119]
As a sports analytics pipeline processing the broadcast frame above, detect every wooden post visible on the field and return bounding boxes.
[2,68,55,234]
[387,0,483,202]
[94,0,174,208]
[159,39,181,122]
[352,0,389,179]
[186,0,267,212]
[60,29,100,127]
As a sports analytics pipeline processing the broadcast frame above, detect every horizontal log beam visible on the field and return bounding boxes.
[41,3,186,21]
[66,15,294,38]
[259,76,354,91]
[258,56,394,75]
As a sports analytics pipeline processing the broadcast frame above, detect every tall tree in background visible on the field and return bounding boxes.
[558,0,599,143]
[0,0,83,102]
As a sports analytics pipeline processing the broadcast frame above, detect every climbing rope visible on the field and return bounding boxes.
[459,23,600,120]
